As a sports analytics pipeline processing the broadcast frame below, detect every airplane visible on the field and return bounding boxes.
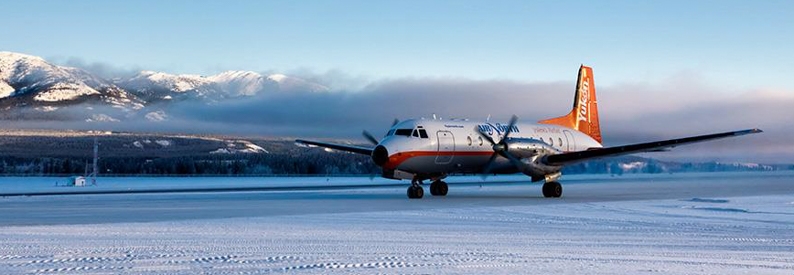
[296,65,762,199]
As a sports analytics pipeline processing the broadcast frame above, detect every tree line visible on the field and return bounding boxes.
[0,152,788,177]
[0,151,380,176]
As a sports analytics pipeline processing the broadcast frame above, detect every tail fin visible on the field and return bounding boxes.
[539,65,602,144]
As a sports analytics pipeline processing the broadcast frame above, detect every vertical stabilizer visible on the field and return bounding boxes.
[539,65,602,143]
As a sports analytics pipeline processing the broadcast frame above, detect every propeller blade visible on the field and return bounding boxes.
[502,115,519,140]
[480,152,500,179]
[362,130,379,145]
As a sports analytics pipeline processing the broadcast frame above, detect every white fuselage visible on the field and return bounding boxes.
[375,118,603,178]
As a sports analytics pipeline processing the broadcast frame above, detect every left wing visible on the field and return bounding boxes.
[543,128,762,166]
[295,139,374,155]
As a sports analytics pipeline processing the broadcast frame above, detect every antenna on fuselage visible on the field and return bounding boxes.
[432,113,437,120]
[486,114,491,122]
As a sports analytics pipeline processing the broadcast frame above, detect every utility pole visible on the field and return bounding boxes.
[90,137,98,185]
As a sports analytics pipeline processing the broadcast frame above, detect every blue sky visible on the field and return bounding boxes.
[2,0,792,90]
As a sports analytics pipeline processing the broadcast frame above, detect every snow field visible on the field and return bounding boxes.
[1,194,792,274]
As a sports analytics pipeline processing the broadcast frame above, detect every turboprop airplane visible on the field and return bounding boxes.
[296,65,762,199]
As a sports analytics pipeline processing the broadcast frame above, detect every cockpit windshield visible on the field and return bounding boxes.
[390,128,429,139]
[394,129,412,136]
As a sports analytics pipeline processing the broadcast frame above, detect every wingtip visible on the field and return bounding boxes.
[738,128,763,135]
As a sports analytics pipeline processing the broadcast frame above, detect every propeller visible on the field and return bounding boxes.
[364,118,400,179]
[362,130,378,145]
[363,118,400,146]
[480,115,523,179]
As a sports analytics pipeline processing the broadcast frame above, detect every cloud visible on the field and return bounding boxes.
[166,78,573,136]
[596,75,794,163]
[58,57,142,79]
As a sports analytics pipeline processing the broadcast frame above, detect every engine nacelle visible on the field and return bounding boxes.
[503,138,563,181]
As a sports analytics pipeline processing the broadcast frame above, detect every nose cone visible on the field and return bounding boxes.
[372,145,389,166]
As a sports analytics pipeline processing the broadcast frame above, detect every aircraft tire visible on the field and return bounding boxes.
[542,181,563,198]
[430,181,448,196]
[407,185,424,199]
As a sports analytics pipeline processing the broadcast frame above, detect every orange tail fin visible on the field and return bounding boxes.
[539,65,602,144]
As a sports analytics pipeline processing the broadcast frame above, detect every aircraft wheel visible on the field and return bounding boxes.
[407,185,424,199]
[430,181,448,196]
[542,181,563,198]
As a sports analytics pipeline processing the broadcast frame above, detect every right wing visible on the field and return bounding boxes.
[295,139,374,155]
[543,128,762,166]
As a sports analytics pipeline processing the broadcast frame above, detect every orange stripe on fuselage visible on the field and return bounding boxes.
[383,151,493,170]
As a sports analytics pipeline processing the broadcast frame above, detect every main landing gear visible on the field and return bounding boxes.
[407,179,448,199]
[429,180,448,197]
[542,181,563,198]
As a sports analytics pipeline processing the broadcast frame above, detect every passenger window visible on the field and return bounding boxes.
[478,136,483,146]
[548,137,553,145]
[558,138,563,146]
[419,129,428,138]
[467,136,472,146]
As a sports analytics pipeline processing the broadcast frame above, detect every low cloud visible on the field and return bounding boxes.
[163,78,572,138]
[59,57,142,79]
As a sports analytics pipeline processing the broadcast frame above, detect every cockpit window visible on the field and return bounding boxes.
[394,129,412,136]
[393,128,428,138]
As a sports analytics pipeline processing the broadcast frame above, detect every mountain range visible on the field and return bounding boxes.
[0,51,328,122]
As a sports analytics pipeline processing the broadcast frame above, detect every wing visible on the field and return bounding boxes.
[295,139,374,155]
[544,128,762,166]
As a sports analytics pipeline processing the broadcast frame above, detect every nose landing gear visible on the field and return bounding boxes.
[407,185,424,199]
[407,180,424,199]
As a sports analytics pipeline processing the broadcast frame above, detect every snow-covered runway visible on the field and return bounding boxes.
[1,172,793,274]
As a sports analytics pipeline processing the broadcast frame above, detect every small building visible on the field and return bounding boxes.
[70,176,87,187]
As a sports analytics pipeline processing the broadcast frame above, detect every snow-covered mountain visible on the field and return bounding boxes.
[260,73,328,93]
[0,52,144,110]
[118,70,220,102]
[117,70,328,102]
[0,51,328,122]
[210,71,269,96]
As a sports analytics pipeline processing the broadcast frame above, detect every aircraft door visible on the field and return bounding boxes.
[563,130,575,151]
[435,131,455,164]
